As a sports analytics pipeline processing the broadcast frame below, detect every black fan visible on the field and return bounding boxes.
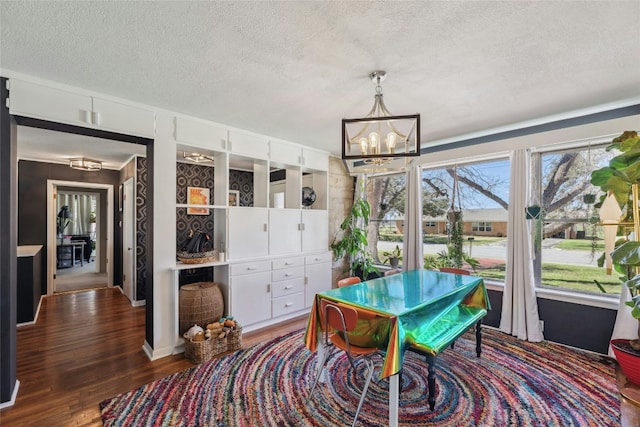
[302,186,316,207]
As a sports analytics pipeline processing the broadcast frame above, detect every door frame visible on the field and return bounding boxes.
[47,180,114,295]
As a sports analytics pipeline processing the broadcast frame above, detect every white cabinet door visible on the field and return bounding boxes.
[302,147,329,171]
[175,116,227,151]
[93,97,155,138]
[9,79,92,127]
[228,208,269,260]
[230,272,271,326]
[302,210,329,253]
[305,261,332,307]
[269,210,302,255]
[228,131,269,159]
[270,140,301,166]
[9,79,155,137]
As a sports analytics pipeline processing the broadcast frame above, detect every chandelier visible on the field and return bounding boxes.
[342,71,420,166]
[69,157,102,171]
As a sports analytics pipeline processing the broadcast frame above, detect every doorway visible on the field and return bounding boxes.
[47,180,114,295]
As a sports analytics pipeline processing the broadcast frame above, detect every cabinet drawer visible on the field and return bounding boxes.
[272,257,305,270]
[271,266,304,282]
[305,253,332,265]
[272,292,305,318]
[230,260,271,276]
[272,277,304,298]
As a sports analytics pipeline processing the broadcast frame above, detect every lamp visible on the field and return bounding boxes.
[183,152,214,163]
[342,71,420,166]
[69,157,102,171]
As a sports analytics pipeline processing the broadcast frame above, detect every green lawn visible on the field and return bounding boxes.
[553,239,604,251]
[478,262,621,294]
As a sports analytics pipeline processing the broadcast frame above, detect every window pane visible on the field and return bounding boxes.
[364,174,406,268]
[422,158,509,277]
[535,145,621,295]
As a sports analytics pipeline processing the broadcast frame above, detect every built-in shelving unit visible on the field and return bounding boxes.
[171,116,331,353]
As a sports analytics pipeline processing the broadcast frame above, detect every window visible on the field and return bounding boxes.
[533,144,620,296]
[422,158,510,275]
[472,222,492,232]
[363,174,406,268]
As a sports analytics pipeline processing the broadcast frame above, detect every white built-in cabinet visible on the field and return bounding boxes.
[173,115,331,341]
[8,79,155,138]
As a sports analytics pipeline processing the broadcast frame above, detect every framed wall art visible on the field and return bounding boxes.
[228,190,240,207]
[187,187,210,215]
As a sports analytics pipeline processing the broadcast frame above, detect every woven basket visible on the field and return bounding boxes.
[211,336,228,356]
[184,337,213,364]
[227,325,243,351]
[179,282,224,335]
[177,250,217,264]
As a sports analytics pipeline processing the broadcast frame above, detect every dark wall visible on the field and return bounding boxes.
[486,288,615,354]
[17,160,120,293]
[1,77,18,404]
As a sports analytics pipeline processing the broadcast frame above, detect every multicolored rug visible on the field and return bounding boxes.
[100,328,618,426]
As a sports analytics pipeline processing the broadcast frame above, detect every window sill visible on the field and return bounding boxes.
[481,279,619,310]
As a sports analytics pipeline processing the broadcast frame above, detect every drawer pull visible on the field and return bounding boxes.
[247,267,257,271]
[285,262,292,265]
[284,285,293,290]
[285,273,291,277]
[285,302,293,307]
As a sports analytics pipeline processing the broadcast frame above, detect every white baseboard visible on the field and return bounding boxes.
[0,380,20,409]
[132,299,146,307]
[16,296,44,327]
[142,341,174,361]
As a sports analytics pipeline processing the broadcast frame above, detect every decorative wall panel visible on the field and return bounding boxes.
[176,163,215,250]
[229,169,253,207]
[136,157,147,300]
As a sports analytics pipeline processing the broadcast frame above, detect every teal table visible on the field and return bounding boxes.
[305,269,489,426]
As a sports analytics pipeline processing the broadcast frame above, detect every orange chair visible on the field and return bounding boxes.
[384,269,402,276]
[309,299,380,426]
[438,267,470,275]
[337,276,361,288]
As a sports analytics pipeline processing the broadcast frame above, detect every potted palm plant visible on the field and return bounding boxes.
[590,130,640,385]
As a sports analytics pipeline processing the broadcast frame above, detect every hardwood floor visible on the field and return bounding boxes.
[0,287,308,426]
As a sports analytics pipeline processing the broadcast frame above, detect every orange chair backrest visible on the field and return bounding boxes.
[337,276,361,288]
[439,267,471,275]
[321,299,358,332]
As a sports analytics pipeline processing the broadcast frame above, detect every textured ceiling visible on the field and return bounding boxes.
[1,1,639,160]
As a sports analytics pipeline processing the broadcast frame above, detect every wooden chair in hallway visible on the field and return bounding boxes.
[337,276,361,288]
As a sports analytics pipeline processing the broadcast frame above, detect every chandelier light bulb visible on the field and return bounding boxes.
[369,132,380,154]
[359,138,368,155]
[386,132,397,154]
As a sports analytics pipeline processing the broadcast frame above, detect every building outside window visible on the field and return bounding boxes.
[472,222,493,232]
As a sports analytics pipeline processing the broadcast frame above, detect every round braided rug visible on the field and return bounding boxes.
[101,328,618,426]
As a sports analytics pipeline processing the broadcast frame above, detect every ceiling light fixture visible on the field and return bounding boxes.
[342,71,420,165]
[183,152,215,163]
[69,157,102,171]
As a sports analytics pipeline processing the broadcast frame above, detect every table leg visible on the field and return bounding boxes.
[475,320,482,357]
[426,354,436,411]
[80,244,84,266]
[389,373,399,427]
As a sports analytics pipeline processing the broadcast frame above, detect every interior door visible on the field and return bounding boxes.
[122,179,136,302]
